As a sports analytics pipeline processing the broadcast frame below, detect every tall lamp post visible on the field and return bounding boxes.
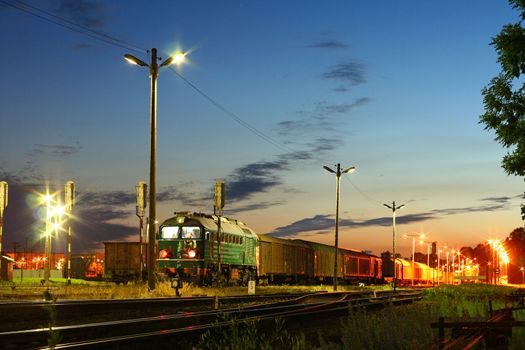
[403,233,424,286]
[43,192,53,283]
[64,181,75,285]
[419,239,431,266]
[323,163,355,291]
[384,201,405,293]
[124,48,185,290]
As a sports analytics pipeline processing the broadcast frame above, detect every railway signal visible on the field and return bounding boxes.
[136,181,147,281]
[0,181,7,275]
[215,180,225,284]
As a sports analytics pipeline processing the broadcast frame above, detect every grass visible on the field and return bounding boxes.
[0,279,364,300]
[317,284,525,350]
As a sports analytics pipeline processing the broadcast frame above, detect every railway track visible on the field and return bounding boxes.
[0,290,422,349]
[0,291,330,332]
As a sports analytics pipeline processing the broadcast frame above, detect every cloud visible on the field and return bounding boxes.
[31,143,83,158]
[307,138,344,154]
[75,43,93,49]
[56,0,106,28]
[269,213,436,238]
[225,201,284,214]
[73,220,136,251]
[304,40,350,50]
[269,196,520,238]
[79,206,130,222]
[226,160,288,201]
[333,86,349,92]
[432,196,515,216]
[322,61,366,86]
[275,97,372,138]
[79,190,134,207]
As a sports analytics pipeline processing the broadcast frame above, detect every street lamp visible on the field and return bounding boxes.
[521,267,524,285]
[419,239,431,266]
[403,233,424,286]
[124,48,185,290]
[323,163,355,291]
[384,201,405,292]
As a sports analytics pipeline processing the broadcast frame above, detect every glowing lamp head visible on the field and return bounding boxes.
[172,52,186,64]
[160,52,186,67]
[187,249,196,258]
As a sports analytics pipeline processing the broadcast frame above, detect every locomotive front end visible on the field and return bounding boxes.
[157,214,206,283]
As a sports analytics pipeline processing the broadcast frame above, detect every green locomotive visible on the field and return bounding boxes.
[157,211,258,285]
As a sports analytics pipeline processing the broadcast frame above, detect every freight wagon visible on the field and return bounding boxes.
[104,241,147,284]
[395,258,435,286]
[257,235,313,284]
[298,240,382,285]
[70,254,103,280]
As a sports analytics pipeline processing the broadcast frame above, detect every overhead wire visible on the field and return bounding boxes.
[168,67,296,155]
[1,0,146,55]
[4,0,383,207]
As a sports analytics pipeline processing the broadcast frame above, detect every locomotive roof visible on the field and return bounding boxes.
[161,212,258,238]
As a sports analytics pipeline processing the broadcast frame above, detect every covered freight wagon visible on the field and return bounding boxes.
[104,242,147,284]
[257,235,313,284]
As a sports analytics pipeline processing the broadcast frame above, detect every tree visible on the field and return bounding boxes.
[480,0,525,221]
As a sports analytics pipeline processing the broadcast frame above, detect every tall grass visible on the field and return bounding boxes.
[196,316,308,350]
[317,284,522,350]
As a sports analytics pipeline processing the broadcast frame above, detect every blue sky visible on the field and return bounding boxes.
[0,0,523,257]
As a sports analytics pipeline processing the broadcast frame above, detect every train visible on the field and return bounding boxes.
[156,211,384,286]
[393,258,437,286]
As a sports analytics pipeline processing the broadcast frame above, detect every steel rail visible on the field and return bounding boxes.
[0,291,422,349]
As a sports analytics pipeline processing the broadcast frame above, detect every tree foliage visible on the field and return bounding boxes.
[480,0,525,220]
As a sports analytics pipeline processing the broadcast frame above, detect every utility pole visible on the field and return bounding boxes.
[124,48,185,290]
[65,181,75,285]
[323,163,355,291]
[383,201,405,293]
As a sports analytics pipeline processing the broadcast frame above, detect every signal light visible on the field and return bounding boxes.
[159,249,173,259]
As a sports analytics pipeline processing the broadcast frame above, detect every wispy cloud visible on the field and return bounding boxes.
[31,143,83,158]
[304,40,350,50]
[322,61,366,86]
[79,190,134,207]
[269,196,520,238]
[225,201,284,214]
[226,160,288,202]
[56,0,107,28]
[275,97,372,138]
[269,213,436,238]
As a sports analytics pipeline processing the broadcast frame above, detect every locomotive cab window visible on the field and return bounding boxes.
[181,226,201,239]
[160,226,179,239]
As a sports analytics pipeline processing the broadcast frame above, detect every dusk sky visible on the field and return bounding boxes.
[1,0,524,257]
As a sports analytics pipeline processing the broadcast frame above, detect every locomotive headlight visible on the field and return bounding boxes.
[160,249,172,259]
[187,249,196,258]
